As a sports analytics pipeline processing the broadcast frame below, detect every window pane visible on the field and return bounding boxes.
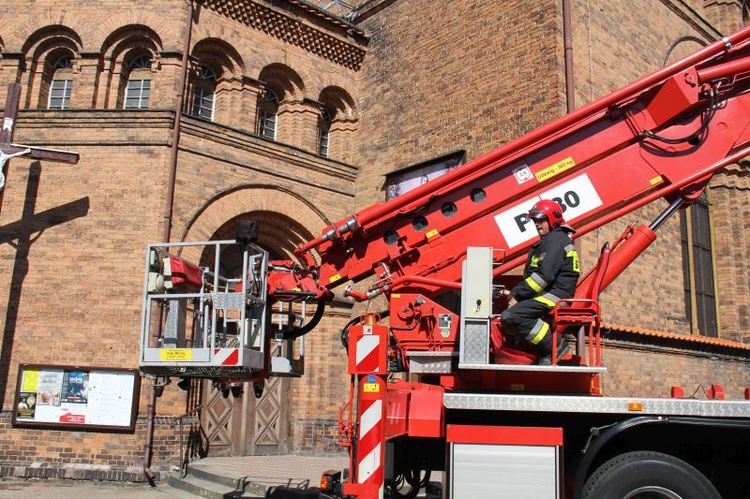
[48,79,71,110]
[124,79,150,109]
[259,108,276,139]
[385,157,462,200]
[682,196,717,337]
[679,212,692,325]
[319,129,329,157]
[192,87,214,120]
[258,90,278,140]
[697,293,717,337]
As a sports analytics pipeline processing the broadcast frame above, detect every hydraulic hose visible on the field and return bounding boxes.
[276,298,326,340]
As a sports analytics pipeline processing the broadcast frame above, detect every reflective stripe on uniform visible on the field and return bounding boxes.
[529,319,550,345]
[533,293,561,308]
[524,272,547,293]
[565,243,580,273]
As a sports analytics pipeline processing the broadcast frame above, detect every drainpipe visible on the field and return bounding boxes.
[143,0,194,485]
[562,0,583,335]
[163,0,194,243]
[563,0,575,112]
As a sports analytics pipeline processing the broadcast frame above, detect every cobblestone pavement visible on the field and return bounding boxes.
[0,478,196,498]
[0,455,351,498]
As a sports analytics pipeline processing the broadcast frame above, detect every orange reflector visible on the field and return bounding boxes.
[628,402,643,411]
[320,474,331,491]
[320,470,341,492]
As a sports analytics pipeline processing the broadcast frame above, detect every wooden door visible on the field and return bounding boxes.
[201,371,289,456]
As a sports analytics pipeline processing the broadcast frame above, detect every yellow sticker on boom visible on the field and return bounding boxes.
[329,273,342,284]
[649,175,663,185]
[535,157,576,183]
[426,229,439,239]
[160,349,192,361]
[363,383,380,393]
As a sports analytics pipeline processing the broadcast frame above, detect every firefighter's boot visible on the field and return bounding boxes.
[536,329,570,366]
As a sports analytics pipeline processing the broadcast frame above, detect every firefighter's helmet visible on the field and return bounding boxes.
[528,200,565,228]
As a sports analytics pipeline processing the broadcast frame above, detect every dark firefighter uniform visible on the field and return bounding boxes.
[500,227,580,356]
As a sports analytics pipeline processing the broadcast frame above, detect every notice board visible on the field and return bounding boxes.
[12,364,141,432]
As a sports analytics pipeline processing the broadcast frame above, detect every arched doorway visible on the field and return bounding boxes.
[200,212,302,456]
[184,187,323,456]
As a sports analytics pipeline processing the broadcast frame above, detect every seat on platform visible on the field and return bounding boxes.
[549,242,611,366]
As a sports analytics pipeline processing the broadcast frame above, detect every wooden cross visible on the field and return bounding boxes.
[0,158,90,406]
[0,83,87,406]
[0,83,80,214]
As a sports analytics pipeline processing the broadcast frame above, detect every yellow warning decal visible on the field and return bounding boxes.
[649,175,663,185]
[391,294,401,299]
[160,349,192,361]
[363,383,380,393]
[329,273,342,284]
[426,229,439,239]
[535,157,576,183]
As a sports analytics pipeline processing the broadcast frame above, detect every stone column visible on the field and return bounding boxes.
[23,56,43,108]
[330,118,358,162]
[74,52,101,108]
[277,97,322,152]
[0,54,24,99]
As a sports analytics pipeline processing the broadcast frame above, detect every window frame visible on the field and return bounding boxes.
[191,65,217,121]
[47,56,74,110]
[680,191,719,337]
[258,89,279,140]
[318,108,332,157]
[384,151,466,201]
[123,55,152,110]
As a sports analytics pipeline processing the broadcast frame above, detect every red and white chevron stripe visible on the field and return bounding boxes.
[213,348,239,366]
[356,328,383,373]
[356,378,385,498]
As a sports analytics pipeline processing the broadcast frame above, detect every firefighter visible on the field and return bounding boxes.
[500,199,580,365]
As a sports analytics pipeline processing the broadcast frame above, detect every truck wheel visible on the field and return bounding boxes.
[582,451,720,499]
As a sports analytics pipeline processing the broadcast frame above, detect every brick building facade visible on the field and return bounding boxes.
[0,0,747,481]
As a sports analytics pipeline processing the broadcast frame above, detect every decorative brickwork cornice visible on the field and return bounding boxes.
[180,114,359,184]
[710,164,750,190]
[201,0,368,71]
[283,0,364,34]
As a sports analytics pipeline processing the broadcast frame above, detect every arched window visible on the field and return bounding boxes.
[680,191,717,337]
[124,55,151,109]
[258,89,279,140]
[48,56,73,109]
[317,86,358,161]
[318,108,332,157]
[192,65,216,120]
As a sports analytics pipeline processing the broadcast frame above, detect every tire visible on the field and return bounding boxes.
[582,451,721,499]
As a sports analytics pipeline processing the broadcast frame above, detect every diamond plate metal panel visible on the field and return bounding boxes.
[444,393,750,418]
[408,352,455,374]
[164,298,186,346]
[461,320,490,364]
[213,292,244,309]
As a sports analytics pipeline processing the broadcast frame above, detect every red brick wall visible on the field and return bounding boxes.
[603,337,750,400]
[0,0,364,472]
[567,0,749,337]
[0,0,747,476]
[353,0,566,205]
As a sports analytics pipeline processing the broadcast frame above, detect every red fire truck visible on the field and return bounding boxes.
[140,24,750,499]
